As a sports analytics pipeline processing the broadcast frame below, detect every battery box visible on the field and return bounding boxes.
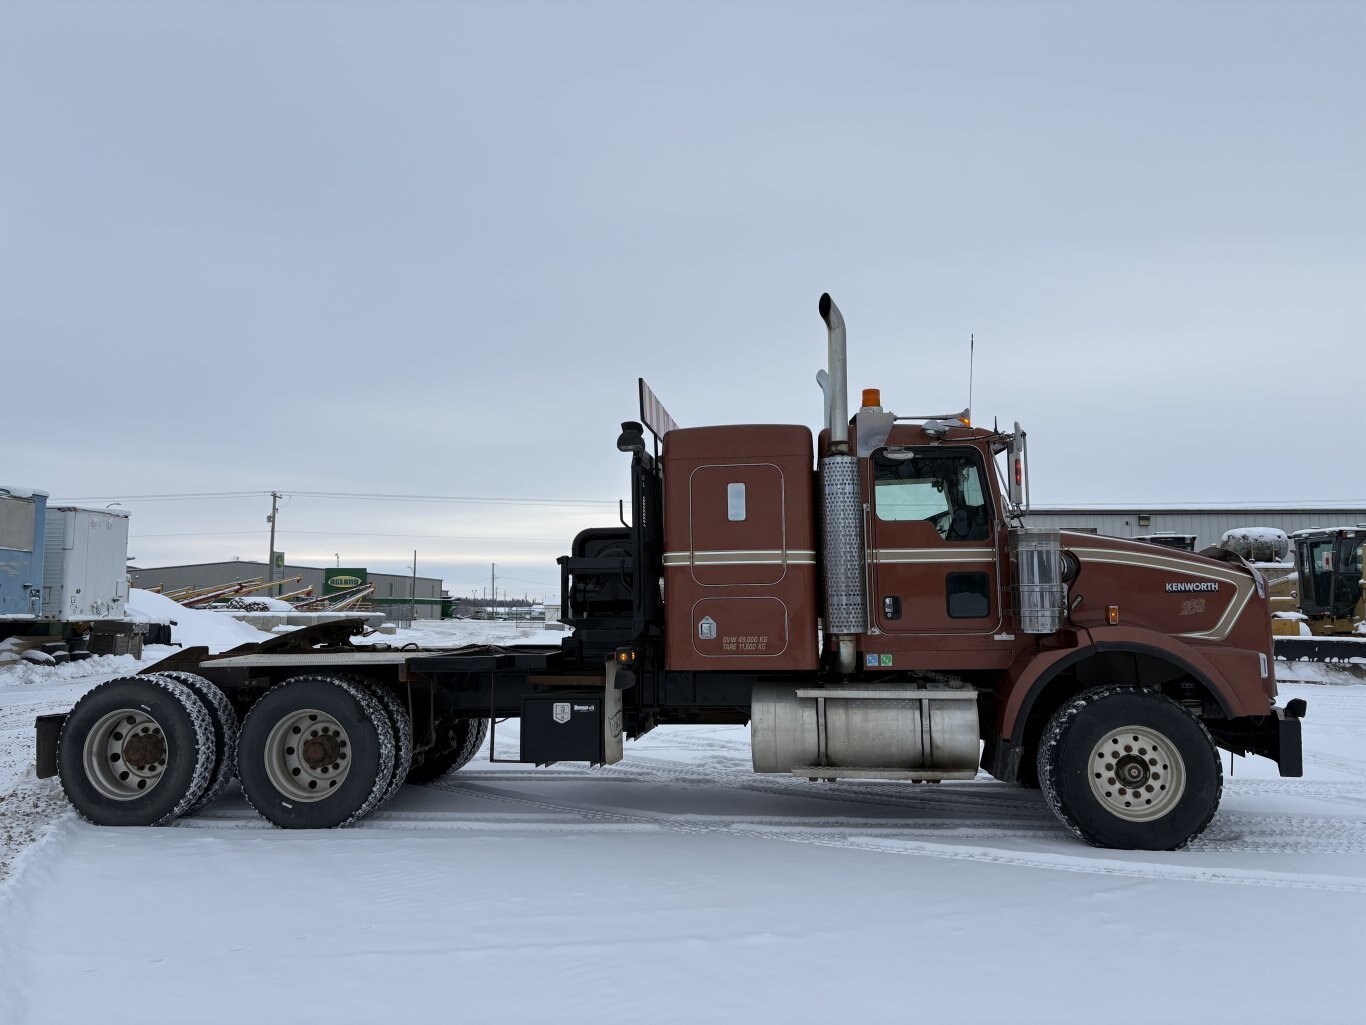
[520,694,605,765]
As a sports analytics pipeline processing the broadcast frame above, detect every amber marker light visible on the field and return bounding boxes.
[861,388,881,409]
[1106,606,1120,625]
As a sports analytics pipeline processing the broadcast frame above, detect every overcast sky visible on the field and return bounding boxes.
[3,1,1362,599]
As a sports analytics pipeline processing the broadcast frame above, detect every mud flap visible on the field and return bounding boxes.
[1208,705,1304,778]
[603,660,624,765]
[35,713,68,779]
[1273,708,1303,778]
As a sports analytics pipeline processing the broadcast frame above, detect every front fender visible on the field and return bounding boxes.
[998,626,1263,747]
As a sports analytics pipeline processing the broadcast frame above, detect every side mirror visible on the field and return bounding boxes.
[616,421,646,454]
[1007,422,1028,511]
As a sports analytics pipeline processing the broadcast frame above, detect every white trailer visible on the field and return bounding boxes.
[41,505,131,621]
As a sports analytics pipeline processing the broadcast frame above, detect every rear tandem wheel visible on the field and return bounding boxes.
[56,675,216,827]
[406,718,490,785]
[150,670,240,813]
[237,674,396,828]
[351,677,413,810]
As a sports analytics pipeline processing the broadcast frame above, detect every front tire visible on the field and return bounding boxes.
[238,675,395,828]
[1038,686,1222,850]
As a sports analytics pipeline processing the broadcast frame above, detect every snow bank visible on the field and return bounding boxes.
[228,596,294,612]
[125,589,273,652]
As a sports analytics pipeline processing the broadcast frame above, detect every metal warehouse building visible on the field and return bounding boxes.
[1023,506,1366,551]
[127,560,445,620]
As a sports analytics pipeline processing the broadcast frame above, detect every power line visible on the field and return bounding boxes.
[57,489,616,507]
[52,491,268,502]
[131,529,570,542]
[284,491,616,507]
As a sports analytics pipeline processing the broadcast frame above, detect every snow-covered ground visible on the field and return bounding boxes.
[0,621,1362,1023]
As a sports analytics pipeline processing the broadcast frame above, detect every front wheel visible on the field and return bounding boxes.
[1038,686,1222,850]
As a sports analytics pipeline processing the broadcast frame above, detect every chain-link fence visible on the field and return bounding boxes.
[378,603,415,628]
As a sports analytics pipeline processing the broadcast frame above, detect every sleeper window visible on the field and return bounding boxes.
[727,483,747,521]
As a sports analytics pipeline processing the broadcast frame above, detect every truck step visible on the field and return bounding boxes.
[788,766,977,781]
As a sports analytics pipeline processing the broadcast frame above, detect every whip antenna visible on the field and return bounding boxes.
[968,333,974,425]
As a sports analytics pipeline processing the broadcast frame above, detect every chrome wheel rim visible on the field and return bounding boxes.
[82,708,168,801]
[1087,725,1186,822]
[263,708,352,803]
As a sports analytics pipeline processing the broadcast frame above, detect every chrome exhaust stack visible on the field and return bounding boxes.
[819,293,850,446]
[817,293,867,675]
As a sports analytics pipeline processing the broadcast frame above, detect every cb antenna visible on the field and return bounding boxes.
[968,333,974,425]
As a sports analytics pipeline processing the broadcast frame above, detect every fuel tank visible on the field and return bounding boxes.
[751,680,979,775]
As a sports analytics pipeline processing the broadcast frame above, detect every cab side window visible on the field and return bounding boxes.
[873,450,991,541]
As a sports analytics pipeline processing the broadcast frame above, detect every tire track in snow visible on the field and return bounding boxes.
[169,774,1366,891]
[416,777,1366,892]
[171,731,1366,884]
[178,771,1366,863]
[602,754,1046,819]
[1302,751,1366,780]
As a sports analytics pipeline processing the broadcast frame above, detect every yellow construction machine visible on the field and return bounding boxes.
[1274,527,1364,662]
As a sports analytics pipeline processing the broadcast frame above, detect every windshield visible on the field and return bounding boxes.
[1336,538,1364,615]
[1299,536,1365,615]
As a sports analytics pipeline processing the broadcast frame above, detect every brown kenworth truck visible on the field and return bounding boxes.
[35,294,1304,850]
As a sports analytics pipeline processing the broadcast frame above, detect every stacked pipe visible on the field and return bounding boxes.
[818,293,868,675]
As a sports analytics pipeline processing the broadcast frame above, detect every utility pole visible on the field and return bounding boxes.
[266,491,280,583]
[491,563,496,611]
[410,550,417,624]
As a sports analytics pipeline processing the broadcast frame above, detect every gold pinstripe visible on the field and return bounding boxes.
[663,550,817,567]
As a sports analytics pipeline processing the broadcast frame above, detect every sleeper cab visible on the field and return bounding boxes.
[662,425,819,672]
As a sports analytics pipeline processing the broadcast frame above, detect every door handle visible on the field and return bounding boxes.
[882,595,901,620]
